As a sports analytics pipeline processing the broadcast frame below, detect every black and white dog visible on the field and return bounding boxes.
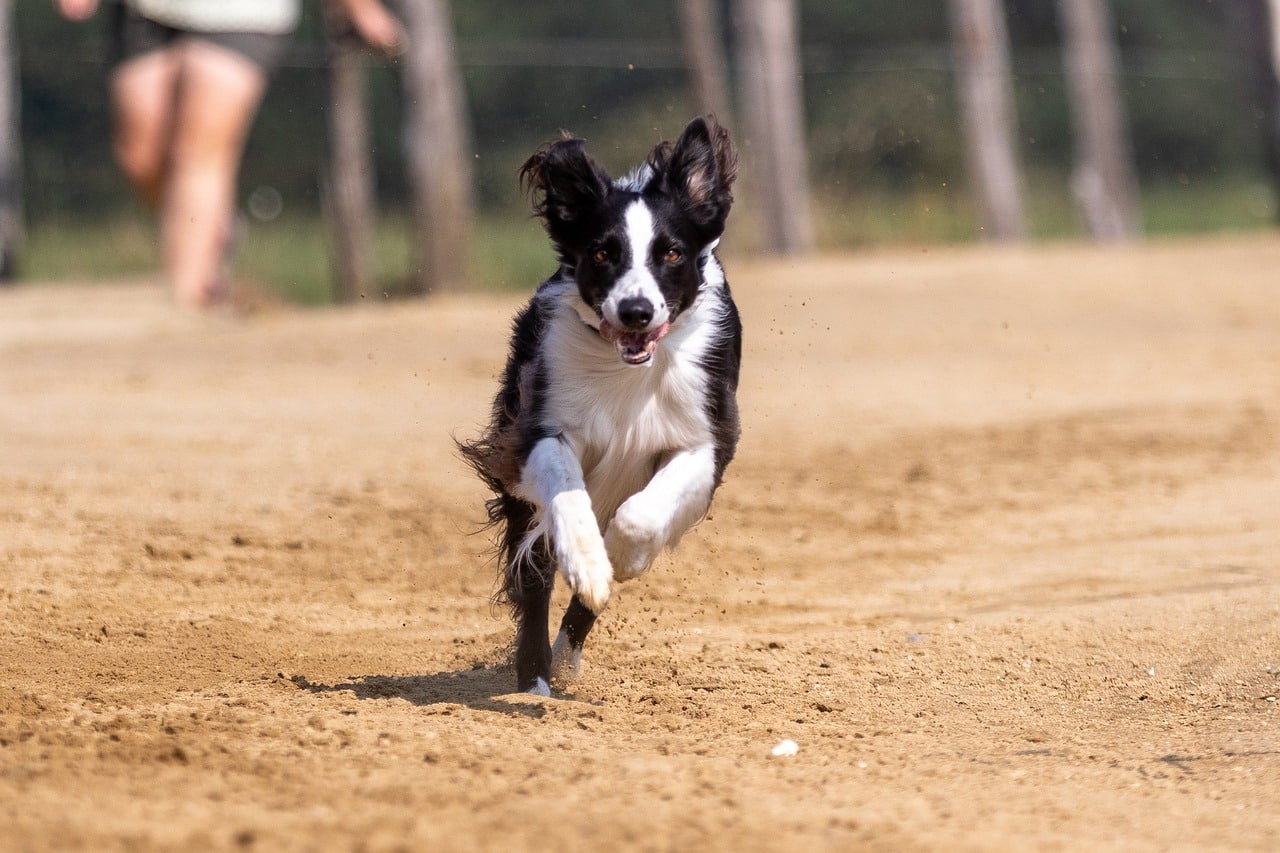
[459,116,742,696]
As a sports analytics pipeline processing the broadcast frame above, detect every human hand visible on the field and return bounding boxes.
[54,0,99,21]
[340,0,408,57]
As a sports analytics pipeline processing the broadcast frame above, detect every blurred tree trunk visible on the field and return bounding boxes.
[1059,0,1143,241]
[0,0,21,282]
[1271,0,1280,194]
[947,0,1027,241]
[400,0,474,294]
[679,0,734,127]
[1230,0,1280,217]
[324,7,376,303]
[1263,0,1280,208]
[734,0,813,254]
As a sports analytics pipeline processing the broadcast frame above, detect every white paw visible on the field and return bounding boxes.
[550,491,612,613]
[605,498,666,581]
[550,630,583,683]
[527,677,551,697]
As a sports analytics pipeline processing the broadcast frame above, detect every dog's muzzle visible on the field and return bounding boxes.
[599,317,671,366]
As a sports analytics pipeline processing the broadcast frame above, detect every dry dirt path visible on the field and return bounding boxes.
[2,236,1279,851]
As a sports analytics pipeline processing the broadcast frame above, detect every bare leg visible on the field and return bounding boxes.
[163,40,266,309]
[110,48,181,210]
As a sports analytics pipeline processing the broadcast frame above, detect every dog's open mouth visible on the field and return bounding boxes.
[599,319,671,365]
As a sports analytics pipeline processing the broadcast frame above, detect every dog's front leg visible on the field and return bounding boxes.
[605,445,717,581]
[518,436,613,613]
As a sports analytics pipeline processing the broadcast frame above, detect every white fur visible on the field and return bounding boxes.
[615,165,654,192]
[605,445,717,580]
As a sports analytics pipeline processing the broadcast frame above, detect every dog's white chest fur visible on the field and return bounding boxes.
[539,280,719,526]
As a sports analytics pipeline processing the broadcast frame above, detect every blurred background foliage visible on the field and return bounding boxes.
[13,0,1277,300]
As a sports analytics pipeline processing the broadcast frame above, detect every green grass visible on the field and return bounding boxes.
[19,175,1277,304]
[1141,176,1277,234]
[810,173,1278,249]
[22,214,159,281]
[237,212,556,305]
[20,210,555,304]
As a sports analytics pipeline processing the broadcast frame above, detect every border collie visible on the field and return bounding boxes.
[458,116,742,696]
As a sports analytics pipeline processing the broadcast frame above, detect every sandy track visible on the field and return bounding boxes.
[2,236,1278,851]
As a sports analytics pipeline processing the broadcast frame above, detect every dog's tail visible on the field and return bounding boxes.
[456,433,505,500]
[456,433,539,610]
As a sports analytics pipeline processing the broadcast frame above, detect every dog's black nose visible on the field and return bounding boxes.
[617,297,654,329]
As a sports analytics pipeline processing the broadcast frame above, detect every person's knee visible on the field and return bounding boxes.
[113,133,153,180]
[112,132,166,201]
[171,41,268,163]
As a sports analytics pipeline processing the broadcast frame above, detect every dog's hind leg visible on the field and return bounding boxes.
[500,498,556,695]
[551,595,598,684]
[509,538,555,695]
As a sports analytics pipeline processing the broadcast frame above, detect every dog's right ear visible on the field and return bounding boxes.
[520,136,612,246]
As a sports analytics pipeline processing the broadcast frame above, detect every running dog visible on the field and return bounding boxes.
[459,116,741,695]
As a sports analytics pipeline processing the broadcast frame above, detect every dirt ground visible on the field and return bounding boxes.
[2,235,1278,852]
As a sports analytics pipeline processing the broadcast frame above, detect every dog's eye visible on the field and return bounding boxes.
[591,248,610,265]
[664,248,683,264]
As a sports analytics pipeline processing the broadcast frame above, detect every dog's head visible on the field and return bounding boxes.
[520,116,737,366]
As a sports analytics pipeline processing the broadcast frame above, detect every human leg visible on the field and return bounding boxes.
[163,39,267,309]
[110,48,180,209]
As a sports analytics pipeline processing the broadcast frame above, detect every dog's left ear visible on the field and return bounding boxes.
[651,116,738,236]
[520,134,612,249]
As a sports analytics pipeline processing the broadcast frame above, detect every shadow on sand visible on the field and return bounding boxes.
[287,666,580,717]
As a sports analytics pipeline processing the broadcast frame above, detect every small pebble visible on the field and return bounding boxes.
[771,739,799,757]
